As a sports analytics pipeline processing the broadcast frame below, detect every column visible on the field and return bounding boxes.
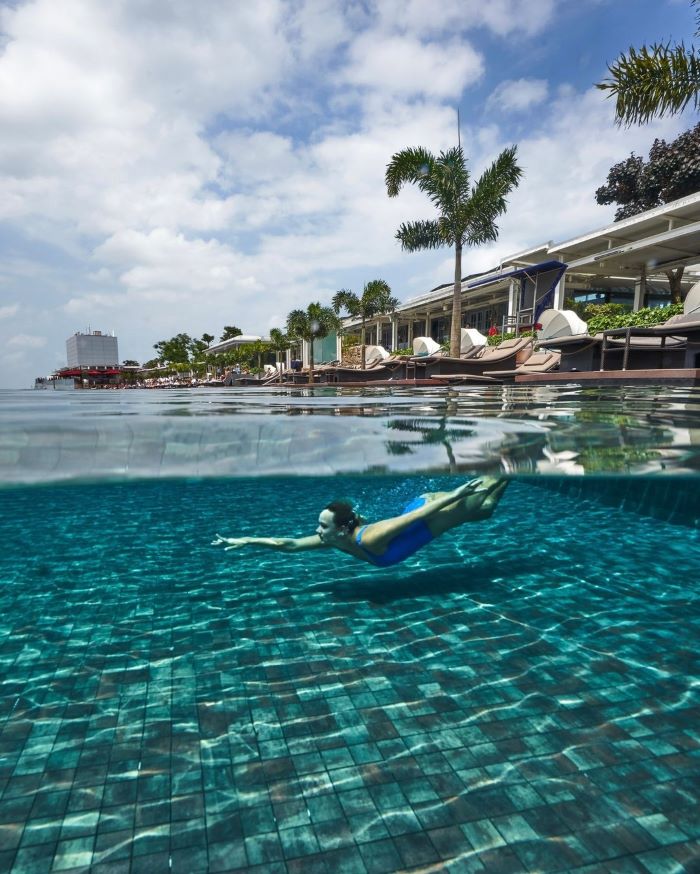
[553,277,566,310]
[633,265,647,312]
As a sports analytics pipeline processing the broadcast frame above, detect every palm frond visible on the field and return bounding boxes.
[385,147,436,197]
[423,146,471,216]
[268,328,290,351]
[307,302,341,335]
[597,42,700,125]
[332,289,360,317]
[286,309,309,340]
[396,220,446,252]
[361,279,398,318]
[464,145,523,245]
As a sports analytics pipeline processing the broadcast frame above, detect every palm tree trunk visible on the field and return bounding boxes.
[450,243,463,358]
[360,319,366,370]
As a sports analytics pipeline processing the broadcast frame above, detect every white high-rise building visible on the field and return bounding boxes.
[66,331,119,367]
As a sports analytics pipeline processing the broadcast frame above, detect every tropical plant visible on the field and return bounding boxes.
[268,328,291,382]
[596,0,700,125]
[190,337,211,361]
[595,124,700,220]
[584,302,683,334]
[332,280,399,369]
[386,144,522,358]
[220,325,243,341]
[286,302,341,384]
[153,333,193,365]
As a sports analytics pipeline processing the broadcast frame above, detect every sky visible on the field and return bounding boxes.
[0,0,697,387]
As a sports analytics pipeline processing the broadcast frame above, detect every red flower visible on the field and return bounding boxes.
[534,323,543,331]
[488,326,498,336]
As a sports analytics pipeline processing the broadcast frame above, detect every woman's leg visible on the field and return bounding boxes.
[425,477,509,537]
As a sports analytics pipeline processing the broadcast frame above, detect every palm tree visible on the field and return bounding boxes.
[286,302,341,384]
[332,280,399,369]
[386,144,522,358]
[268,328,291,382]
[597,0,700,125]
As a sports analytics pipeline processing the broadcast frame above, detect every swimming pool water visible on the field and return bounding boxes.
[1,472,699,873]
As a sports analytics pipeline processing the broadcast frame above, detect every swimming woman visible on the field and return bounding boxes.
[211,477,508,567]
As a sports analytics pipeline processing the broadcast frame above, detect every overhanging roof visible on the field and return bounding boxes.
[205,334,263,355]
[510,193,700,278]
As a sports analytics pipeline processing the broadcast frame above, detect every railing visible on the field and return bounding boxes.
[501,308,533,334]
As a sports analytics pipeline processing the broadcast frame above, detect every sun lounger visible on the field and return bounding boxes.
[487,350,561,378]
[536,333,603,371]
[413,336,534,377]
[317,358,405,384]
[598,310,700,370]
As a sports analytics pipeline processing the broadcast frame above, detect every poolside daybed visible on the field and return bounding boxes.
[410,336,534,378]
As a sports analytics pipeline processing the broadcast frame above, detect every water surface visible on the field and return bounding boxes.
[0,387,698,873]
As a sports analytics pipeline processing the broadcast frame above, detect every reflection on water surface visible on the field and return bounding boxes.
[1,384,699,484]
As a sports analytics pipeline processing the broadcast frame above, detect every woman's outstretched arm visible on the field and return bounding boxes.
[212,533,325,553]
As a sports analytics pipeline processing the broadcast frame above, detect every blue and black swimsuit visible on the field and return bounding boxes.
[354,496,434,567]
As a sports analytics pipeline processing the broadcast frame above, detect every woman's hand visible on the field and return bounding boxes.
[211,533,250,550]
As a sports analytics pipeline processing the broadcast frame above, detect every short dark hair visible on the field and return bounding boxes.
[325,501,357,532]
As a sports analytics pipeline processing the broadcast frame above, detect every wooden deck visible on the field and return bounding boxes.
[515,368,700,386]
[270,369,700,389]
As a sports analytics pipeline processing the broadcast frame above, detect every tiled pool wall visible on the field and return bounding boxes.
[532,476,700,529]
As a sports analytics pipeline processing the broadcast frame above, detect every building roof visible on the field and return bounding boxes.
[205,334,264,355]
[508,192,700,278]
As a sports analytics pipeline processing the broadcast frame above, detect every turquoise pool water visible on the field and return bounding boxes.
[1,387,699,873]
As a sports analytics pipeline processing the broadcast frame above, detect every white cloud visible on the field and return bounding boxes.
[373,0,557,38]
[341,34,483,98]
[0,0,688,386]
[488,79,549,112]
[458,88,685,273]
[7,333,46,349]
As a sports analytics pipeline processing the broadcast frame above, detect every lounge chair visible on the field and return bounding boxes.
[537,332,603,372]
[412,336,534,378]
[599,309,700,370]
[487,350,562,379]
[537,297,700,372]
[318,359,405,383]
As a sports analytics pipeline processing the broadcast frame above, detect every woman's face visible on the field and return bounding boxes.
[316,509,343,543]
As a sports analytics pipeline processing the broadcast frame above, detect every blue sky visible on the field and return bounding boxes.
[0,0,696,386]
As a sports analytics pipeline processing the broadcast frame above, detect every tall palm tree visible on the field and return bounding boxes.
[386,144,522,358]
[332,279,399,369]
[286,302,341,384]
[268,328,291,382]
[597,0,700,125]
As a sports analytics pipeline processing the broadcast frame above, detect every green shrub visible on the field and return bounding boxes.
[585,302,683,334]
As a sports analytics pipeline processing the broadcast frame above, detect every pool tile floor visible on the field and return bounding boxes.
[1,480,699,871]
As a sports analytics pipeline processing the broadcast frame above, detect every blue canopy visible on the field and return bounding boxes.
[466,260,568,323]
[466,260,567,289]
